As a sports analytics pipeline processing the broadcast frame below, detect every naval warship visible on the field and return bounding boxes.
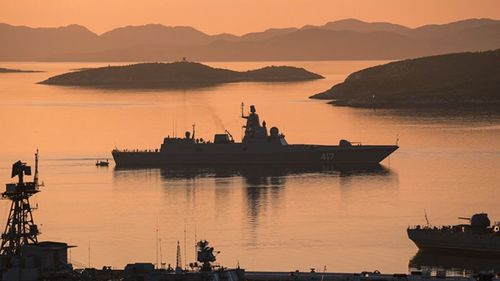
[112,104,398,167]
[407,213,500,256]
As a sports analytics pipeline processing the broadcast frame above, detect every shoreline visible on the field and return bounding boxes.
[328,99,500,109]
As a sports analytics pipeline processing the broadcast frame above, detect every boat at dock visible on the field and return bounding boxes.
[112,104,398,167]
[407,213,500,256]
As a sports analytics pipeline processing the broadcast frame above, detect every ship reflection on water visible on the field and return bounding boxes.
[112,164,394,233]
[409,250,500,276]
[110,163,399,267]
[113,163,391,185]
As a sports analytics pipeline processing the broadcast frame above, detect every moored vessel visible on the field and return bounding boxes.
[407,213,500,256]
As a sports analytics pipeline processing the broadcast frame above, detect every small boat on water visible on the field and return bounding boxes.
[96,159,110,166]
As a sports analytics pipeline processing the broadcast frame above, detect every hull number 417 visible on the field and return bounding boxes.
[321,153,335,161]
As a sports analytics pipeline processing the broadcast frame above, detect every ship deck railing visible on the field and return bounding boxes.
[113,149,159,153]
[408,225,460,232]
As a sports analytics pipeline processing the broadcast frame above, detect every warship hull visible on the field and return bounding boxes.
[408,229,500,256]
[112,144,398,167]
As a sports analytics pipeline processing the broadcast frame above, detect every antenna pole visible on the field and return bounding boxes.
[184,224,187,269]
[69,239,72,264]
[159,235,163,269]
[34,149,39,187]
[424,209,430,227]
[176,241,182,271]
[194,223,197,262]
[88,236,91,268]
[156,218,159,269]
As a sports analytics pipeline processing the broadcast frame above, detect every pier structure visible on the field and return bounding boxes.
[245,270,498,281]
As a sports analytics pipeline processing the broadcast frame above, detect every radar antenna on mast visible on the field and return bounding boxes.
[196,240,219,272]
[0,151,42,256]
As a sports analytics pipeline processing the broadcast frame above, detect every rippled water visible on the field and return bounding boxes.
[0,61,499,273]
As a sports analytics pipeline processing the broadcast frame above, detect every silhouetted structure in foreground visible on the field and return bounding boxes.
[0,152,74,280]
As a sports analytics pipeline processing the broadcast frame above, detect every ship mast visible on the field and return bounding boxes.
[33,149,39,188]
[0,152,41,256]
[176,240,182,272]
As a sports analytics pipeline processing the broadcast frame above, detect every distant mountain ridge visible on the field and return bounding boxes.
[302,18,411,33]
[1,18,500,61]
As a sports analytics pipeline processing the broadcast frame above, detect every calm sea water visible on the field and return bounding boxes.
[0,61,499,273]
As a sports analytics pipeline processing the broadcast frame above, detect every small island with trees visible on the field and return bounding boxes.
[311,49,500,108]
[39,61,324,88]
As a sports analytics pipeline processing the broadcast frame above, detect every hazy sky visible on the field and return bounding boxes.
[2,0,500,35]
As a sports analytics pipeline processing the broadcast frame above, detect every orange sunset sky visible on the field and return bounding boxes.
[1,0,500,35]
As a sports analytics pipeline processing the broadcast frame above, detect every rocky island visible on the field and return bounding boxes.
[311,49,500,107]
[40,61,323,88]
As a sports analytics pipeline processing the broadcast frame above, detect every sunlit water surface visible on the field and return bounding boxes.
[0,61,499,273]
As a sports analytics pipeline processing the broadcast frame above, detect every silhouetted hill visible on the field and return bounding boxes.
[243,65,323,81]
[0,23,97,61]
[303,18,411,33]
[1,18,500,61]
[239,28,299,41]
[310,49,500,107]
[211,33,240,42]
[412,18,499,37]
[99,24,212,47]
[39,61,323,88]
